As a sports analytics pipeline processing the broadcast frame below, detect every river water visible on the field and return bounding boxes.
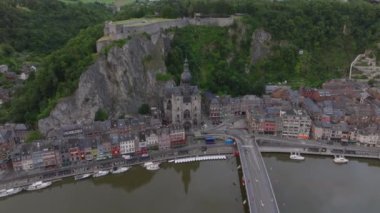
[1,155,380,213]
[0,159,243,213]
[264,154,380,213]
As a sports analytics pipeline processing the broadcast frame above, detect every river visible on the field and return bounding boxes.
[0,159,243,213]
[264,154,380,213]
[1,155,380,213]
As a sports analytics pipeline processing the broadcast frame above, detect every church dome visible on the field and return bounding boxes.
[181,70,192,84]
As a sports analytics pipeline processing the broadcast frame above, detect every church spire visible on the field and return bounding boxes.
[181,58,192,85]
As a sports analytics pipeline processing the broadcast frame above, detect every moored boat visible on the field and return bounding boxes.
[0,189,7,198]
[74,173,91,181]
[25,181,52,191]
[144,162,160,171]
[289,152,305,161]
[110,166,129,174]
[333,155,348,164]
[93,170,109,178]
[0,188,22,198]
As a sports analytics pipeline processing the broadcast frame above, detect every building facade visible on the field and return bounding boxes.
[281,109,312,139]
[163,59,201,130]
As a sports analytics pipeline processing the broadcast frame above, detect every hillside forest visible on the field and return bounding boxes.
[0,0,379,126]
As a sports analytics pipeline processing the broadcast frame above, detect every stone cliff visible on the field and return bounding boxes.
[250,29,272,64]
[38,17,272,136]
[38,32,173,136]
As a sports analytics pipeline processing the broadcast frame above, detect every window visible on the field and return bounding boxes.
[184,110,191,119]
[167,100,172,110]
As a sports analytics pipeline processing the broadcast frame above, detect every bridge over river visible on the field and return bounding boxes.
[206,128,280,213]
[206,124,380,213]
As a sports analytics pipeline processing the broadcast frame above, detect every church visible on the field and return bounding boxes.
[163,59,201,130]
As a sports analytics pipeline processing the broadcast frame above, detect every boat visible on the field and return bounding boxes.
[74,173,91,181]
[93,170,109,178]
[0,188,22,198]
[334,155,348,164]
[289,152,305,161]
[144,162,160,171]
[25,181,52,191]
[110,166,129,174]
[0,189,7,198]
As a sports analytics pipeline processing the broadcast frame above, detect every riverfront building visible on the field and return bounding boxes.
[246,79,380,146]
[281,109,312,139]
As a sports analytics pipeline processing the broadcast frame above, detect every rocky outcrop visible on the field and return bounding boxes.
[38,19,271,136]
[38,32,173,136]
[250,29,272,64]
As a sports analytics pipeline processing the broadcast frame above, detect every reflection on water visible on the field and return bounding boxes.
[92,166,155,193]
[170,162,200,193]
[91,162,202,194]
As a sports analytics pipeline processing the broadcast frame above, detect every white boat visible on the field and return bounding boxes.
[0,189,7,198]
[25,181,52,191]
[0,188,22,198]
[93,170,109,178]
[289,152,305,161]
[334,155,348,164]
[74,173,91,181]
[110,166,130,174]
[144,162,160,171]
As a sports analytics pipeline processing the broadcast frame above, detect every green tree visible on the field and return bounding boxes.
[138,103,151,115]
[95,108,108,121]
[26,130,44,143]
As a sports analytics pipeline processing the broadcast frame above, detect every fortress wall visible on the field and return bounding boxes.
[97,17,234,52]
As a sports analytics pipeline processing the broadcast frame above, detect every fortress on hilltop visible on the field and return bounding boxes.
[96,16,235,52]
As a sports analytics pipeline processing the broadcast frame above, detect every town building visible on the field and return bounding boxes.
[150,107,162,128]
[120,135,136,155]
[158,127,170,150]
[169,125,186,148]
[350,126,380,147]
[281,109,312,139]
[97,139,112,160]
[209,97,222,125]
[146,130,159,148]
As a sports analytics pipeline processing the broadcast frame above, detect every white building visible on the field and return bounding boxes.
[19,72,29,80]
[350,128,380,147]
[120,135,136,154]
[146,131,158,147]
[21,157,34,171]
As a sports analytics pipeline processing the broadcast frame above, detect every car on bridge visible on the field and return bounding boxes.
[204,136,216,144]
